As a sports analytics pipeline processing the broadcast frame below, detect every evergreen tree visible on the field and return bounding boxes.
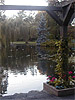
[37,14,49,45]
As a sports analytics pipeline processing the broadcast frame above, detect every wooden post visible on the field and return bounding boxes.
[60,25,68,72]
[0,25,1,49]
[60,26,68,40]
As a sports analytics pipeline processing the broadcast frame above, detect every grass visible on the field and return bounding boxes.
[28,41,36,45]
[10,41,36,46]
[10,41,25,44]
[10,41,75,47]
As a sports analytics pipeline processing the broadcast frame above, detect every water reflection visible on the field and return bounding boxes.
[0,67,8,95]
[0,46,56,96]
[0,46,74,96]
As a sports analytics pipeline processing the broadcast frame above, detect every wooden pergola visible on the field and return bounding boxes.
[0,0,74,70]
[0,0,75,39]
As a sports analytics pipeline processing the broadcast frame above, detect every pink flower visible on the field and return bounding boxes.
[62,75,66,78]
[52,77,56,80]
[48,76,51,78]
[50,79,54,82]
[68,71,73,74]
[72,76,75,78]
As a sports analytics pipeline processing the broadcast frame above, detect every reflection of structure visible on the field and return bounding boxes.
[0,67,8,95]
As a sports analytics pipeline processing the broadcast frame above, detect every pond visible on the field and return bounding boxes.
[0,46,57,96]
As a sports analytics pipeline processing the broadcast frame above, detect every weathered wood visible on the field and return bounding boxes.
[63,4,74,25]
[61,0,75,7]
[60,26,68,39]
[69,13,75,24]
[43,83,75,97]
[0,5,62,11]
[0,1,74,26]
[63,4,72,21]
[47,10,63,26]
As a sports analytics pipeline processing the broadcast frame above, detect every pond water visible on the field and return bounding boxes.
[0,46,56,96]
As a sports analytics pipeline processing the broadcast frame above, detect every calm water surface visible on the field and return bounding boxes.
[0,46,56,96]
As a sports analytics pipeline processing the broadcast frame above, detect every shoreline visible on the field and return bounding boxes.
[0,90,74,100]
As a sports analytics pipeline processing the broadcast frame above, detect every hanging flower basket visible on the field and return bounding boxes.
[43,83,75,96]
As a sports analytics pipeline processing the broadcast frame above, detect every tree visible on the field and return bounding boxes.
[37,13,49,45]
[46,0,60,40]
[0,0,6,50]
[0,10,38,46]
[0,0,5,21]
[46,13,60,40]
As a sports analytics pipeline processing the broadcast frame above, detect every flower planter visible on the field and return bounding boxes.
[43,83,75,97]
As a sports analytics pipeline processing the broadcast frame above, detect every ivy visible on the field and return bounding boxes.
[55,38,69,83]
[55,39,69,73]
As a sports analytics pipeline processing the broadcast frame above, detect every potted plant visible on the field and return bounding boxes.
[43,71,75,96]
[43,40,75,96]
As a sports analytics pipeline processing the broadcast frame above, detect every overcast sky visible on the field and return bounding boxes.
[5,0,48,6]
[5,0,48,17]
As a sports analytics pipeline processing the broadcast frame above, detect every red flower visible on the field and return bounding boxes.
[68,71,73,74]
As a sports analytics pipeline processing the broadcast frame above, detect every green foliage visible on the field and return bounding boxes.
[0,11,38,49]
[47,71,75,88]
[68,25,75,40]
[42,39,58,47]
[55,39,69,73]
[47,38,75,88]
[45,12,60,40]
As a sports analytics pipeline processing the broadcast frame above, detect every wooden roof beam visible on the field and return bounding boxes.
[0,5,62,11]
[63,4,74,25]
[47,10,63,26]
[61,0,75,7]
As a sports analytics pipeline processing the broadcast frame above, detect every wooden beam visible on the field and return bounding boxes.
[61,0,75,7]
[47,10,63,26]
[47,6,62,11]
[60,26,68,39]
[63,4,72,20]
[63,4,74,25]
[0,5,62,11]
[69,13,75,24]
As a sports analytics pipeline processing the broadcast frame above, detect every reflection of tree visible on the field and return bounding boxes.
[1,47,7,66]
[6,46,38,75]
[37,46,57,60]
[5,46,56,77]
[37,59,56,76]
[0,67,8,95]
[37,46,56,76]
[37,46,48,58]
